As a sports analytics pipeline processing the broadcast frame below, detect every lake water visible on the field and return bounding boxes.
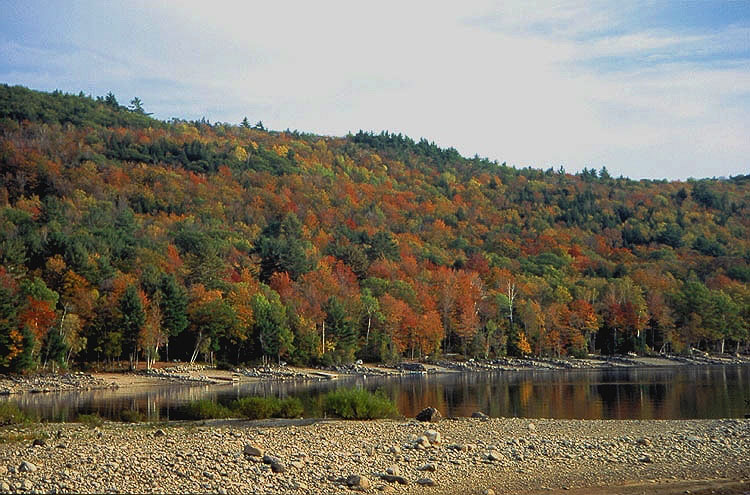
[3,366,749,422]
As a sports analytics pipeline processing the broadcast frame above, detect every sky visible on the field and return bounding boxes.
[1,0,748,180]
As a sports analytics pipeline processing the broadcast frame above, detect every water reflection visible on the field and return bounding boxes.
[2,366,748,422]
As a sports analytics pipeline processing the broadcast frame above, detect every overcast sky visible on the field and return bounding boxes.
[1,1,748,179]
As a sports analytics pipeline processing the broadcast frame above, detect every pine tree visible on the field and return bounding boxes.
[119,285,145,369]
[159,275,188,361]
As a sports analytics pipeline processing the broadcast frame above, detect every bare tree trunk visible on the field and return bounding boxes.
[321,321,326,355]
[190,331,203,364]
[720,338,725,354]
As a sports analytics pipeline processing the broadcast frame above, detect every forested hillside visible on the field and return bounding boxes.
[1,84,748,372]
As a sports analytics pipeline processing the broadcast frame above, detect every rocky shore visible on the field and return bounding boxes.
[0,416,747,494]
[0,373,117,395]
[0,353,748,396]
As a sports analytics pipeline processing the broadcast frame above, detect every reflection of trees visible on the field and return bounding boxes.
[1,367,747,421]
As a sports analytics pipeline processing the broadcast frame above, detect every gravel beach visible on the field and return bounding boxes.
[0,417,747,494]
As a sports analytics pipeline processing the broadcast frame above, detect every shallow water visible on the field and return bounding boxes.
[3,365,749,421]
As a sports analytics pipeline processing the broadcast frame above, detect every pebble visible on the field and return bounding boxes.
[19,461,37,472]
[417,477,436,486]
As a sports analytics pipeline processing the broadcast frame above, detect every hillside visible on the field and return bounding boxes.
[0,84,748,372]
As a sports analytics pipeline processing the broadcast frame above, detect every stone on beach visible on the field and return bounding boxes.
[416,407,442,422]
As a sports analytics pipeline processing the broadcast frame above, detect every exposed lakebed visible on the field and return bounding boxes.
[3,365,749,422]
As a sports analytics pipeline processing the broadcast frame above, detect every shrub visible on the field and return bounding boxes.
[322,388,399,420]
[118,409,145,423]
[232,396,304,419]
[276,397,303,419]
[175,400,232,420]
[0,402,30,425]
[232,397,278,420]
[77,413,104,428]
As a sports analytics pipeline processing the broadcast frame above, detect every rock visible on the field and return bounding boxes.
[153,429,166,437]
[424,430,441,445]
[482,490,496,495]
[346,474,371,491]
[56,443,67,449]
[381,474,409,485]
[19,461,37,472]
[471,411,489,419]
[244,443,264,457]
[416,407,442,422]
[486,451,502,462]
[686,435,701,442]
[378,485,395,493]
[639,454,653,463]
[270,462,286,473]
[528,422,537,432]
[417,435,431,448]
[32,438,47,447]
[290,460,304,469]
[418,463,437,472]
[386,466,400,476]
[0,482,9,492]
[636,437,651,446]
[417,478,436,486]
[262,454,281,465]
[389,445,401,454]
[22,480,33,491]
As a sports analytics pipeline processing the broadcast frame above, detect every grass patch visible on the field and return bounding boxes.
[322,388,399,420]
[174,400,233,420]
[0,402,31,425]
[232,397,303,420]
[76,413,104,428]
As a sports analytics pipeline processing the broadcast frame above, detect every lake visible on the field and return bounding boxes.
[3,366,749,422]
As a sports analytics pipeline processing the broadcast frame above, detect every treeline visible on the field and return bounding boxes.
[0,84,748,373]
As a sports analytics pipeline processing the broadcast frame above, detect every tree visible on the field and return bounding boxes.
[128,97,151,115]
[324,296,356,363]
[119,285,145,370]
[159,274,188,361]
[104,91,119,108]
[251,292,293,364]
[141,298,165,370]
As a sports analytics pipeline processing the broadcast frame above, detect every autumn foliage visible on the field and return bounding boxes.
[0,84,748,372]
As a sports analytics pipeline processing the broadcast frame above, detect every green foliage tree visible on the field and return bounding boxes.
[119,285,145,369]
[251,292,293,364]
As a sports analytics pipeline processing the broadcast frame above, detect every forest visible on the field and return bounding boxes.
[0,84,748,372]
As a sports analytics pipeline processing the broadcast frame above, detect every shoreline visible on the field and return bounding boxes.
[1,353,749,396]
[0,417,747,494]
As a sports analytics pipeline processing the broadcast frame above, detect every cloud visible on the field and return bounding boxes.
[0,0,747,179]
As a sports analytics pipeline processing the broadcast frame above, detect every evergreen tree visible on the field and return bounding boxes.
[119,285,145,369]
[251,292,293,364]
[325,296,356,363]
[159,274,188,361]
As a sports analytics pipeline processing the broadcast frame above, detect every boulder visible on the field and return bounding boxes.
[416,407,442,422]
[417,478,436,486]
[270,462,286,473]
[32,438,46,447]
